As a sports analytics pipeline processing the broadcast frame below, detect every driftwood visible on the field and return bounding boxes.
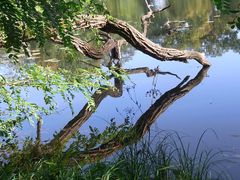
[0,0,210,66]
[50,36,118,60]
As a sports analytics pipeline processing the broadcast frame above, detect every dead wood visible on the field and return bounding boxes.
[50,35,117,60]
[0,13,210,66]
[74,15,210,66]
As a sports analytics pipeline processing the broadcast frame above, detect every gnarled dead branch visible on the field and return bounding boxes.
[73,15,210,66]
[1,14,210,66]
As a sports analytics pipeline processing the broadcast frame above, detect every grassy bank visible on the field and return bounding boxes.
[0,131,230,180]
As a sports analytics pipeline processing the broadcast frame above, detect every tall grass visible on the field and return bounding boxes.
[0,131,231,180]
[110,131,230,180]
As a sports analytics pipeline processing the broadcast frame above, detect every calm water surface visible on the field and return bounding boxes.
[1,0,240,178]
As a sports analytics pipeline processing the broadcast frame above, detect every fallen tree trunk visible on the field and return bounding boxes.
[73,15,210,66]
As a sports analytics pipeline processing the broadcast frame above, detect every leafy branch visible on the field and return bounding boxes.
[0,64,123,142]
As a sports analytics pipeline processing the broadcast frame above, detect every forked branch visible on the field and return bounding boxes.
[73,15,210,66]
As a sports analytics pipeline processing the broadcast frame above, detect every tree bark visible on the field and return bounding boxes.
[73,15,210,66]
[1,14,210,66]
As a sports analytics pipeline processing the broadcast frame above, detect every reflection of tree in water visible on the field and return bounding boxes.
[105,0,146,30]
[146,74,162,103]
[120,45,136,63]
[104,0,240,61]
[0,65,209,164]
[148,0,169,11]
[70,66,208,161]
[150,18,240,57]
[199,30,240,56]
[146,0,240,57]
[151,27,240,57]
[0,0,217,170]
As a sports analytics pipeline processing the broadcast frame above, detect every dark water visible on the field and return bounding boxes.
[1,0,240,178]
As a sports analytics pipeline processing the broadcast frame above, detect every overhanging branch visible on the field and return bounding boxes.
[74,15,210,66]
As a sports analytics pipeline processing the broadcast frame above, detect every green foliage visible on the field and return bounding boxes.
[0,63,120,142]
[214,0,240,29]
[0,0,114,143]
[69,118,132,151]
[0,131,230,180]
[0,0,107,53]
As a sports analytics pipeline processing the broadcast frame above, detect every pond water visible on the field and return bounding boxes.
[1,0,240,179]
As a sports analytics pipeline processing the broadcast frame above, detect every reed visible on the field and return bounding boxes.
[0,131,230,180]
